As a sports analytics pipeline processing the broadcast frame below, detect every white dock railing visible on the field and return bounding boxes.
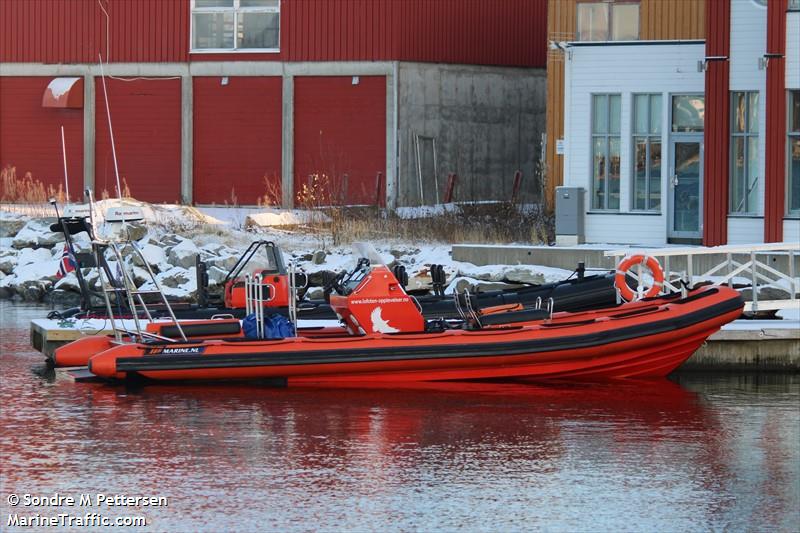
[605,242,800,312]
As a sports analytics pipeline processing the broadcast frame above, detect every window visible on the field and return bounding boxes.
[577,2,639,41]
[192,0,280,51]
[591,94,621,210]
[730,92,759,214]
[671,95,704,133]
[632,94,662,211]
[789,90,800,214]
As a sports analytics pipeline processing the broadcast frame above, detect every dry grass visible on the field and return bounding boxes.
[318,202,553,247]
[0,165,67,204]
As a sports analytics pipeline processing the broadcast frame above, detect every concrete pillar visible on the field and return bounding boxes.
[385,62,398,209]
[181,75,193,204]
[83,73,95,195]
[281,73,294,208]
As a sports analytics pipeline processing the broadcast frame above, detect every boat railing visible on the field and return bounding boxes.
[605,242,800,312]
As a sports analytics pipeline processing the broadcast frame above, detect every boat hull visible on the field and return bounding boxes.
[87,286,743,384]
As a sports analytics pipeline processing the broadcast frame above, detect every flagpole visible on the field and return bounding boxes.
[60,125,70,203]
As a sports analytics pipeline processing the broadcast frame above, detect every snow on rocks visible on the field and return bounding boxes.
[0,214,26,238]
[0,249,18,274]
[167,239,200,269]
[12,219,62,249]
[245,209,331,228]
[134,243,171,273]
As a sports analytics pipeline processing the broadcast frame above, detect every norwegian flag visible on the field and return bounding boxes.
[55,244,77,279]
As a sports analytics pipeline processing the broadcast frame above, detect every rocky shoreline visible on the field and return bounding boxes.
[0,208,571,307]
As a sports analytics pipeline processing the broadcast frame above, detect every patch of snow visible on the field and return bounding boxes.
[246,209,331,227]
[46,77,80,99]
[16,247,53,267]
[395,203,459,220]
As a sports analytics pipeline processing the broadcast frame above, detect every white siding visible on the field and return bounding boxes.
[585,213,666,245]
[730,0,767,216]
[788,12,800,89]
[783,219,800,244]
[727,216,765,244]
[564,43,704,244]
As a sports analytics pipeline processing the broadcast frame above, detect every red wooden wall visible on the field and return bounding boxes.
[702,0,730,246]
[0,0,188,63]
[764,0,787,243]
[294,76,386,206]
[94,78,181,203]
[1,0,546,68]
[0,77,84,201]
[193,77,282,205]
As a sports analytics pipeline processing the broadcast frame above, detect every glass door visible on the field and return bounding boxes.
[668,140,703,240]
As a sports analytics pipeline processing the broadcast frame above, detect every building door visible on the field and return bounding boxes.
[668,139,703,241]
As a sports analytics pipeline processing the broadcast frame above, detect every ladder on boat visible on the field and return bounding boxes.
[94,240,186,343]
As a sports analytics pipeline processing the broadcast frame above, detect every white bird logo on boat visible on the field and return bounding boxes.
[370,307,400,333]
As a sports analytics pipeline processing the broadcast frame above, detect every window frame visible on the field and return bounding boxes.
[729,91,760,215]
[788,89,800,216]
[190,0,281,53]
[630,93,662,212]
[590,93,622,212]
[576,1,640,42]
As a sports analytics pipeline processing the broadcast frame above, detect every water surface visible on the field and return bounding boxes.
[1,302,798,532]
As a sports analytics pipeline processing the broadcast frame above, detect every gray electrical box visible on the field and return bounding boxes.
[555,186,585,245]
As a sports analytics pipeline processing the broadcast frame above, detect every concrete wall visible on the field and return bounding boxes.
[396,62,545,207]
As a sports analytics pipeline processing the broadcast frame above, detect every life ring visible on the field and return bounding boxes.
[615,255,665,301]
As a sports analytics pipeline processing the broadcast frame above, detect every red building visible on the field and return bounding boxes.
[0,0,547,207]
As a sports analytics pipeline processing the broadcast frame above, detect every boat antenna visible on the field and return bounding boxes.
[60,125,70,203]
[98,53,122,200]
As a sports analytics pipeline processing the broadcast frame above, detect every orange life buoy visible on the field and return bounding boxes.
[615,255,665,301]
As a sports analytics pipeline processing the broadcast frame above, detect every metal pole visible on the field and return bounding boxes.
[750,250,758,312]
[60,126,70,202]
[98,55,123,199]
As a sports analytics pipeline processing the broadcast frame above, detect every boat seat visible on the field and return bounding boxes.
[479,308,551,326]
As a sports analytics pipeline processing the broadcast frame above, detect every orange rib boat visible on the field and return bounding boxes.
[79,264,743,384]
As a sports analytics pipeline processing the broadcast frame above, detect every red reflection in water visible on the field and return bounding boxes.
[1,304,798,531]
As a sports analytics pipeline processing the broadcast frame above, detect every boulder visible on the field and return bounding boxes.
[16,247,53,267]
[502,267,545,286]
[206,265,229,286]
[53,272,82,292]
[200,242,227,255]
[12,218,62,249]
[312,250,327,265]
[0,250,18,274]
[449,277,523,295]
[167,239,200,269]
[457,268,505,282]
[0,218,26,238]
[205,253,238,273]
[157,266,193,289]
[133,243,170,273]
[17,280,49,301]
